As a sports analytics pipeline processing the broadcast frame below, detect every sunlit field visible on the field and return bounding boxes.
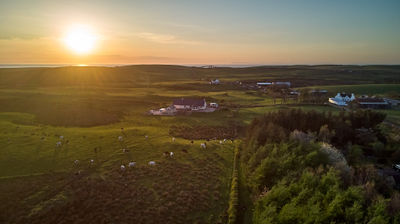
[0,65,399,223]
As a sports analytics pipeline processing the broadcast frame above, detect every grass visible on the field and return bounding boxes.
[297,84,400,96]
[0,65,399,223]
[0,108,236,223]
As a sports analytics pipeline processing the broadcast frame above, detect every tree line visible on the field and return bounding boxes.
[240,109,400,223]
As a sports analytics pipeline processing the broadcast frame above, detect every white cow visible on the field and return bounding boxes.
[56,141,62,147]
[172,137,175,142]
[118,136,123,141]
[74,160,79,165]
[148,161,156,166]
[219,140,223,144]
[90,159,94,164]
[170,152,174,157]
[200,143,207,149]
[145,135,149,139]
[128,161,136,168]
[120,165,126,171]
[60,136,64,140]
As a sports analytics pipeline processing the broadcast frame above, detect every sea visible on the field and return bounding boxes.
[0,64,266,68]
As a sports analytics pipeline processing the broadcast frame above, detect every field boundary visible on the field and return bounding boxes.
[227,144,239,224]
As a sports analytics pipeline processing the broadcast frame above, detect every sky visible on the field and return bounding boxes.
[0,0,399,65]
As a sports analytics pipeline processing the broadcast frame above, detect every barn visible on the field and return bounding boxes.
[172,98,207,111]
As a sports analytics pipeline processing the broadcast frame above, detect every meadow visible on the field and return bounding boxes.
[297,83,400,96]
[0,65,399,223]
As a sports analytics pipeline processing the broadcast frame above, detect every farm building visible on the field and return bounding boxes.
[310,89,328,96]
[209,102,219,108]
[256,82,272,86]
[210,79,220,85]
[385,98,400,107]
[355,97,390,109]
[173,98,207,111]
[256,81,291,87]
[273,81,291,87]
[149,106,177,115]
[149,98,217,115]
[328,92,355,106]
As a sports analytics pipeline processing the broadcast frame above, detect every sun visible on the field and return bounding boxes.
[63,25,97,54]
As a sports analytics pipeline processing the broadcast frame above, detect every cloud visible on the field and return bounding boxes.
[0,34,45,40]
[164,22,212,32]
[137,32,200,45]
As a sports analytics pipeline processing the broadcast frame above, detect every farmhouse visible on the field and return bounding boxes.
[150,98,217,115]
[328,92,355,106]
[172,98,207,111]
[210,79,220,85]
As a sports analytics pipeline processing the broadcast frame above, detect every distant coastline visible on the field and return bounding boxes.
[1,64,399,69]
[0,64,264,68]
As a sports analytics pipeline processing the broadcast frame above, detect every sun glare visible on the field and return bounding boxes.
[63,25,97,54]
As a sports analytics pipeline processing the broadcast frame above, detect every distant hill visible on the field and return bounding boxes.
[0,65,399,88]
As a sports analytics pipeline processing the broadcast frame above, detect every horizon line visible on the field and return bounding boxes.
[1,63,400,69]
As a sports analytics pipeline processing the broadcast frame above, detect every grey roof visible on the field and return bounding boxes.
[173,98,205,107]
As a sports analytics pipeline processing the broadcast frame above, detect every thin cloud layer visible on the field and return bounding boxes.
[137,32,201,45]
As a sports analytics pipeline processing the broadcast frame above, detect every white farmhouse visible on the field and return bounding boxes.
[328,93,355,106]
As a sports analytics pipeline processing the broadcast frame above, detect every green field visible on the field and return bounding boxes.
[0,65,399,223]
[298,84,400,96]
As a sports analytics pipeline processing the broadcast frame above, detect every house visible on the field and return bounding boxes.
[328,92,355,106]
[355,97,390,109]
[173,98,207,111]
[210,79,220,85]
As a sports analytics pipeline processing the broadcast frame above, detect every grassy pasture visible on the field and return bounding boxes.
[0,83,249,223]
[297,84,400,96]
[0,108,237,223]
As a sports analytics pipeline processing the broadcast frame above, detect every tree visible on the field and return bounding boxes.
[348,144,363,165]
[318,124,335,143]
